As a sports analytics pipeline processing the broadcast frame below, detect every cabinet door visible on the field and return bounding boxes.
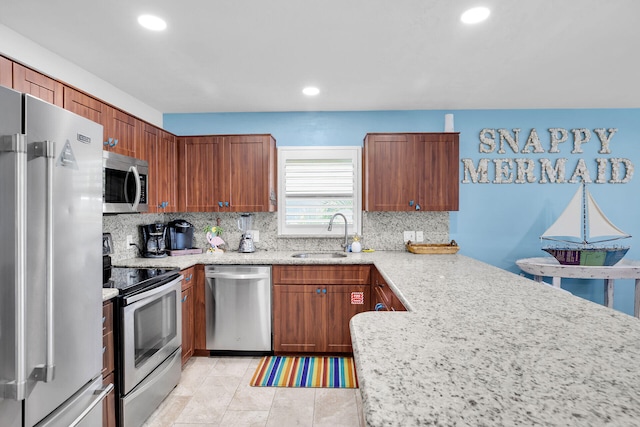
[12,63,64,107]
[102,373,116,427]
[63,86,106,126]
[139,124,159,212]
[0,56,12,88]
[157,130,178,212]
[364,133,419,211]
[104,105,137,157]
[181,285,194,365]
[178,136,224,212]
[193,265,207,352]
[224,135,277,212]
[416,133,459,211]
[326,285,370,353]
[273,284,326,353]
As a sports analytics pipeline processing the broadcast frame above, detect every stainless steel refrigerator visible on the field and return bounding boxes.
[0,85,110,426]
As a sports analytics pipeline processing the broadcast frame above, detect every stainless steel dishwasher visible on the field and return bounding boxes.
[204,265,272,353]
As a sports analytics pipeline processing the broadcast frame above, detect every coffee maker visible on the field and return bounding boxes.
[167,219,195,250]
[140,223,168,258]
[237,213,255,253]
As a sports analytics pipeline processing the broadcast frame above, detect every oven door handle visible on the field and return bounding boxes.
[123,275,182,305]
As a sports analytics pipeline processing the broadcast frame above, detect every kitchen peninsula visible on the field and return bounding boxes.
[115,251,640,426]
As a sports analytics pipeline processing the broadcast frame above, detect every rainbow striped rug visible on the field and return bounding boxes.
[250,356,359,388]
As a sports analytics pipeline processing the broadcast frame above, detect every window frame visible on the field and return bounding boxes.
[277,146,362,237]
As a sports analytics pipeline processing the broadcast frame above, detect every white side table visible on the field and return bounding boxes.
[516,257,640,318]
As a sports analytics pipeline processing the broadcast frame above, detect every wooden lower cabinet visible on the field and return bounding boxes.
[102,373,116,427]
[181,267,195,365]
[102,300,116,427]
[371,267,406,312]
[272,265,370,354]
[192,264,209,355]
[273,285,326,353]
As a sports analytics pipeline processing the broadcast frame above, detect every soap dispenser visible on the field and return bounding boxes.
[351,233,362,253]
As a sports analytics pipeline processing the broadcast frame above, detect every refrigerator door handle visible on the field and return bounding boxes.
[32,140,56,383]
[67,383,113,427]
[0,134,28,400]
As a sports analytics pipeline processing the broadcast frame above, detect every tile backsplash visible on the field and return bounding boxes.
[104,211,449,261]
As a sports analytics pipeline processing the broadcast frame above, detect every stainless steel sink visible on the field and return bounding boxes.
[291,252,347,258]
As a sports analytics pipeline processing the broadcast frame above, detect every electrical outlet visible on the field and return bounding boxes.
[126,235,134,246]
[403,231,416,242]
[416,231,424,242]
[250,230,259,242]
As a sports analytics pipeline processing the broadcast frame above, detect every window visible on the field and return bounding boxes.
[278,147,362,236]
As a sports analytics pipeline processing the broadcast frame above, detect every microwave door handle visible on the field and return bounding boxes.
[129,165,141,211]
[0,134,28,400]
[32,140,56,383]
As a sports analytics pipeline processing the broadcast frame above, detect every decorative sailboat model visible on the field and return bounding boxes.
[541,183,631,266]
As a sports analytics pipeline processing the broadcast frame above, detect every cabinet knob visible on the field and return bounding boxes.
[182,295,188,303]
[409,200,414,207]
[185,274,192,282]
[322,288,327,294]
[374,303,385,311]
[316,288,321,294]
[224,201,229,207]
[218,201,223,208]
[415,203,421,211]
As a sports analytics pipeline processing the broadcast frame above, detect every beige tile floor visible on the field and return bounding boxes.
[142,356,364,427]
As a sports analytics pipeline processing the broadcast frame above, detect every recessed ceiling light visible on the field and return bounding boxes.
[460,7,490,24]
[138,14,167,31]
[302,87,320,96]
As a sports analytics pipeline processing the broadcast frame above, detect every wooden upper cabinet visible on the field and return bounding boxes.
[363,132,459,211]
[104,106,137,157]
[178,134,277,212]
[63,86,106,124]
[178,136,225,212]
[0,56,12,88]
[416,133,459,211]
[140,125,178,213]
[224,134,277,212]
[12,63,64,107]
[157,130,178,212]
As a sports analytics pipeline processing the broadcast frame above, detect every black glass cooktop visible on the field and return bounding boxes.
[104,267,180,297]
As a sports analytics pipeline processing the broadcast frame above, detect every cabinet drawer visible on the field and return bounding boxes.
[102,331,114,377]
[181,266,195,291]
[102,301,113,335]
[273,265,370,285]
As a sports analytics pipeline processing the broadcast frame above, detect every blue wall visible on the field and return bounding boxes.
[165,109,640,316]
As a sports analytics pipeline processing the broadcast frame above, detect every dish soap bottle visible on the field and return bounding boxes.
[351,233,362,253]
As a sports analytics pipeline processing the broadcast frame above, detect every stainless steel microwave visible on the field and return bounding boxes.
[103,151,149,213]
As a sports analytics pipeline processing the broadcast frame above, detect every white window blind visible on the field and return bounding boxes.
[278,147,361,236]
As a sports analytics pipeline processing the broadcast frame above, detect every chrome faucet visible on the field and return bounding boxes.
[328,213,349,252]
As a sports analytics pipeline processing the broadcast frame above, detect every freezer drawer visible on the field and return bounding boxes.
[35,376,112,427]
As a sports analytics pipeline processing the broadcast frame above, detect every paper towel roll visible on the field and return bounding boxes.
[444,114,454,132]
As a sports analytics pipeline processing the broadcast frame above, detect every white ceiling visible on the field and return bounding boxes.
[1,0,638,113]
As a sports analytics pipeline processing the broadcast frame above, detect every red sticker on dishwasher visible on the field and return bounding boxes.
[351,292,364,305]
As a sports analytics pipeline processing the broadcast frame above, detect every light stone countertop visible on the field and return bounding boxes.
[102,288,119,301]
[114,250,640,426]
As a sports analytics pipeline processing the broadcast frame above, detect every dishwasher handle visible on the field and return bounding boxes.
[206,272,270,280]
